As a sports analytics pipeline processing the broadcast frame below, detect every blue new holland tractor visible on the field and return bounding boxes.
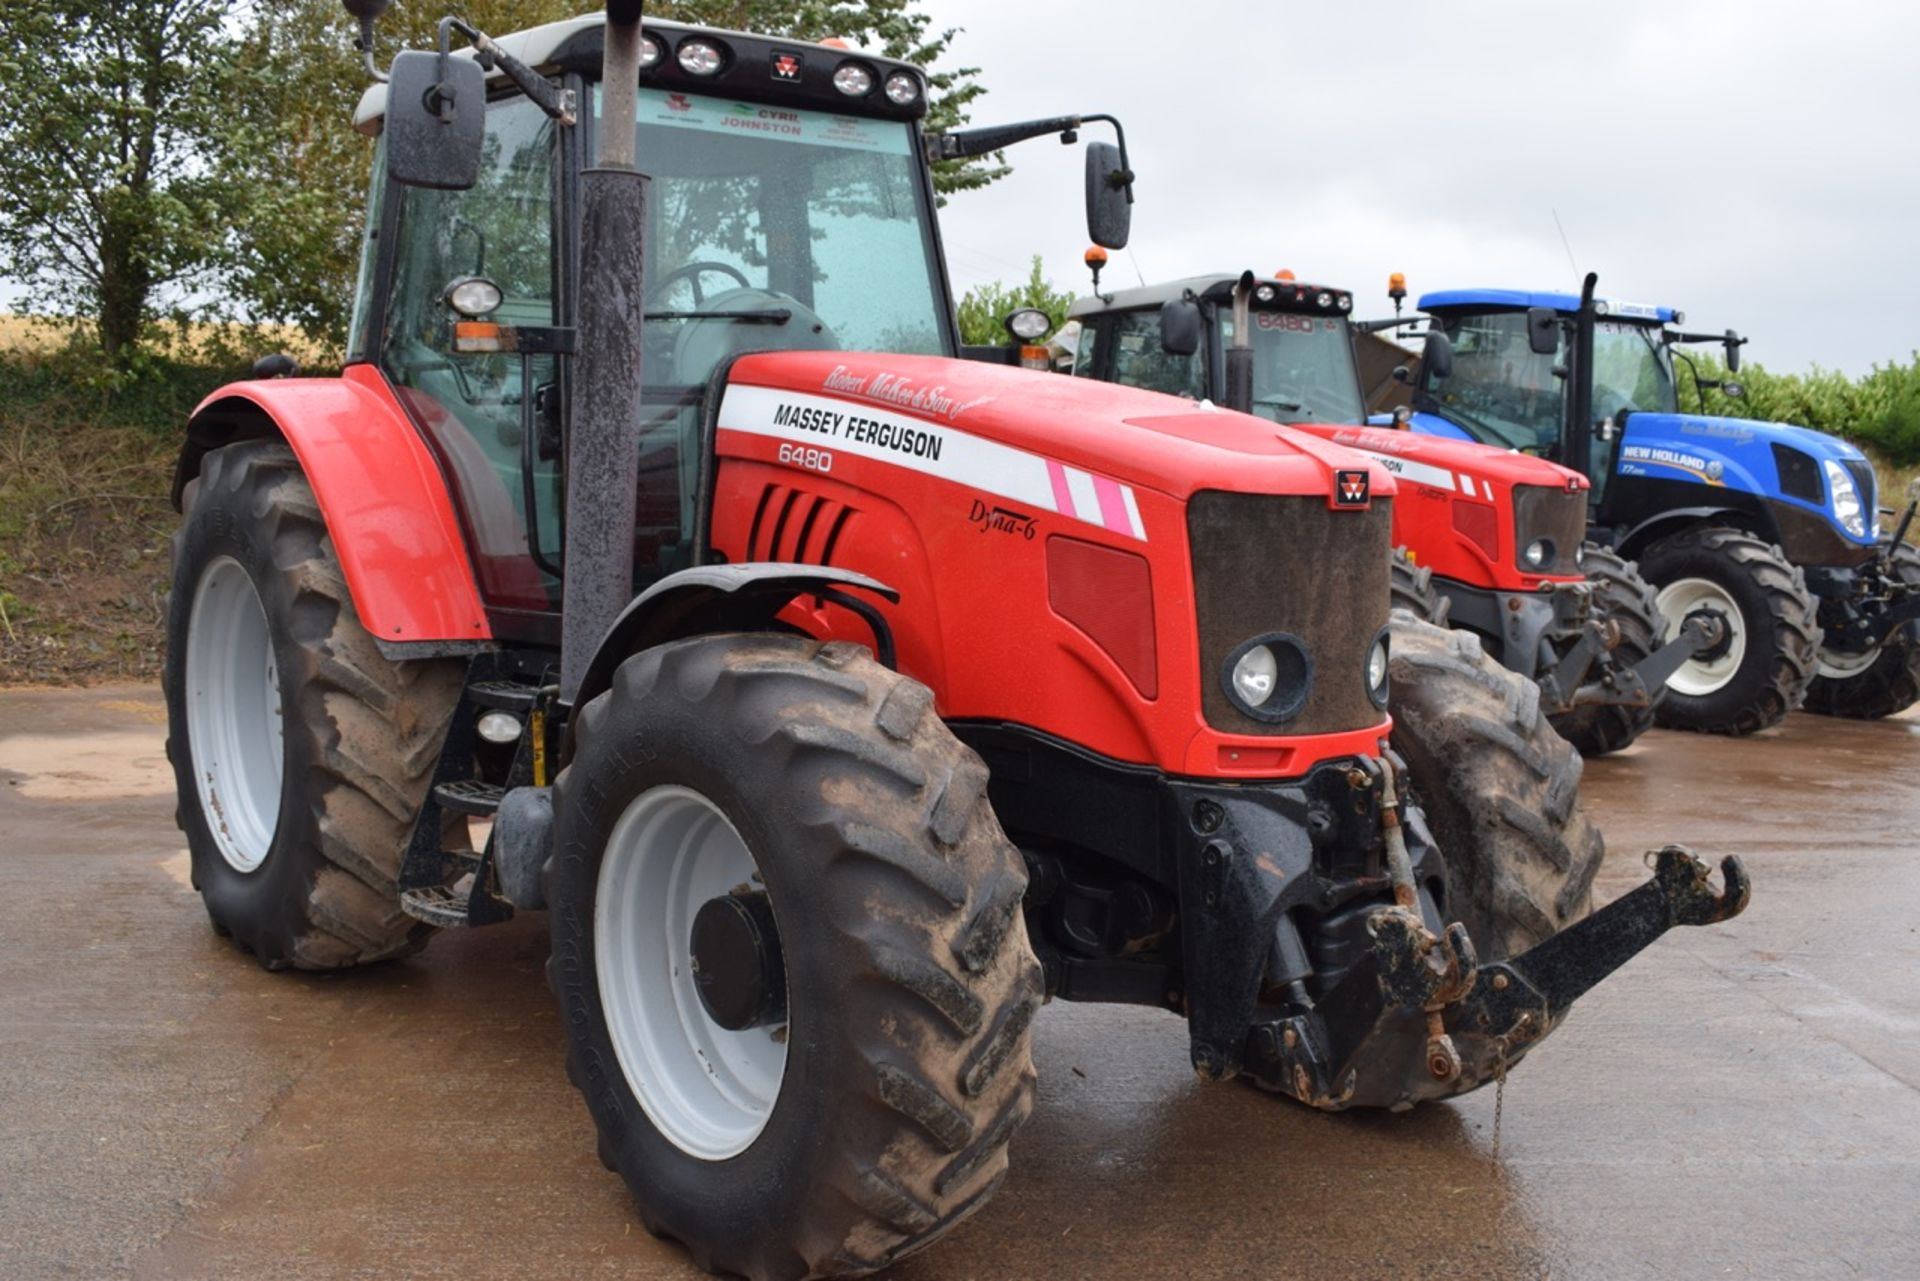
[1381,273,1920,735]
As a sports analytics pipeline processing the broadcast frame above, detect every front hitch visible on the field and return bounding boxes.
[1246,846,1751,1111]
[1542,612,1724,713]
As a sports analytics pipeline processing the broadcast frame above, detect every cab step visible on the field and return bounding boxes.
[399,876,514,929]
[433,780,504,817]
[469,679,542,712]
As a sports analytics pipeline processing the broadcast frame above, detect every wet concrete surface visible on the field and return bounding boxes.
[1,685,1914,1279]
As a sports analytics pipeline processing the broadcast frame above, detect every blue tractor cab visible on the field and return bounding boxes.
[1388,274,1920,733]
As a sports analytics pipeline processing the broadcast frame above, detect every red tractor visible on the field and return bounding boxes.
[1067,271,1721,755]
[163,7,1748,1277]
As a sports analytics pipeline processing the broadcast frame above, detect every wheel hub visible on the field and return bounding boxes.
[1655,577,1748,698]
[691,891,787,1032]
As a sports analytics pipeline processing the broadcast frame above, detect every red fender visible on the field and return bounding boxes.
[181,364,491,644]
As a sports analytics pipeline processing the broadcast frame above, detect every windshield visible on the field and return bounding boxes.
[1591,320,1678,418]
[1222,311,1365,424]
[1426,311,1679,450]
[603,87,951,389]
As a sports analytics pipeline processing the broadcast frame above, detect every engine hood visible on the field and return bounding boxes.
[1309,423,1588,496]
[720,351,1396,505]
[1625,412,1869,465]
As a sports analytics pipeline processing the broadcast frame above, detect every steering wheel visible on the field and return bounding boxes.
[649,261,752,307]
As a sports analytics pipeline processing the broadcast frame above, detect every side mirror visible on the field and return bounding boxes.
[1725,329,1743,373]
[385,50,486,191]
[1526,306,1560,356]
[1085,141,1132,250]
[1159,300,1202,357]
[1423,330,1455,381]
[1721,380,1746,400]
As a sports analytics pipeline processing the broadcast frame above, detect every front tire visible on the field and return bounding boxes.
[1637,526,1819,736]
[1548,545,1665,757]
[1387,617,1603,959]
[1805,543,1920,720]
[547,634,1040,1281]
[164,441,463,970]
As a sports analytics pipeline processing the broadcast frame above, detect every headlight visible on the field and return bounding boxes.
[1524,539,1554,570]
[1825,459,1868,538]
[677,39,727,76]
[1316,292,1333,309]
[638,35,664,68]
[832,61,875,96]
[444,276,503,318]
[1366,630,1390,710]
[883,72,921,105]
[1223,634,1312,723]
[1004,307,1051,342]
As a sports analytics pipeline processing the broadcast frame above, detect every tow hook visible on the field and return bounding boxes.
[1244,846,1752,1111]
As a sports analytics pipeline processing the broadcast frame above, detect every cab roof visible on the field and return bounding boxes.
[1419,288,1678,325]
[1069,274,1350,320]
[353,16,928,135]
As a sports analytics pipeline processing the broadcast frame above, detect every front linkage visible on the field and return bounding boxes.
[1463,578,1723,718]
[1247,845,1750,1111]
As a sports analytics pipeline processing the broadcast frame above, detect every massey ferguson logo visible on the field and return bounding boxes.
[771,52,804,82]
[1336,469,1371,507]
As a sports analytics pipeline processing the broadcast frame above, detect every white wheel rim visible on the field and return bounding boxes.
[1817,644,1880,680]
[1655,577,1748,698]
[184,557,284,873]
[595,785,788,1161]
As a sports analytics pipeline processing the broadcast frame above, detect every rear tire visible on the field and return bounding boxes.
[1389,547,1450,624]
[547,634,1040,1281]
[1548,545,1665,757]
[1637,526,1819,736]
[1805,543,1920,720]
[164,441,463,970]
[1387,617,1603,959]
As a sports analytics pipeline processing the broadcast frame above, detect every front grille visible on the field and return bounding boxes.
[1772,444,1823,504]
[1511,485,1585,575]
[1188,491,1392,736]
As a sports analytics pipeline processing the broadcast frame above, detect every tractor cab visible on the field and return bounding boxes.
[1069,274,1364,424]
[349,15,1133,624]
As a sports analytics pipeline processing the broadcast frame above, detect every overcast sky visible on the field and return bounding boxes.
[923,0,1917,376]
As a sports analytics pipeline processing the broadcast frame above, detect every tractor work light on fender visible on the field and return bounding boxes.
[678,39,726,75]
[1366,630,1391,710]
[1825,460,1869,538]
[1523,539,1556,571]
[833,62,875,96]
[883,72,922,105]
[1222,634,1312,724]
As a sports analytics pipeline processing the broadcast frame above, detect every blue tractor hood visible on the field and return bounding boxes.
[1615,411,1879,549]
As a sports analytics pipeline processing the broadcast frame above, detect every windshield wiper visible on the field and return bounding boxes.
[644,309,793,326]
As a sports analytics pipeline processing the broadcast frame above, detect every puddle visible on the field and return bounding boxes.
[0,731,173,799]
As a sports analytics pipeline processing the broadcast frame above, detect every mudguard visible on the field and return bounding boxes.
[178,364,490,645]
[568,563,900,719]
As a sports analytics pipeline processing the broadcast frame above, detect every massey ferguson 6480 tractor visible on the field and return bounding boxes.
[1392,276,1920,734]
[1068,272,1718,756]
[163,6,1749,1276]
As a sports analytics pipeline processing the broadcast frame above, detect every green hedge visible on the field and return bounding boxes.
[1683,352,1920,467]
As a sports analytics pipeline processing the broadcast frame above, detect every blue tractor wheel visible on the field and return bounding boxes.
[1805,542,1920,720]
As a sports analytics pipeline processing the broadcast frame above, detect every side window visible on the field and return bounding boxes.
[1110,310,1204,400]
[1070,319,1101,377]
[382,96,559,610]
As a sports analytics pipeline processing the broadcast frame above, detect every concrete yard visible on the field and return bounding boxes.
[1,684,1914,1279]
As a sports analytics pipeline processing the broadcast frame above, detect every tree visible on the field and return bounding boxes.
[955,257,1075,348]
[239,0,1007,350]
[0,0,252,365]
